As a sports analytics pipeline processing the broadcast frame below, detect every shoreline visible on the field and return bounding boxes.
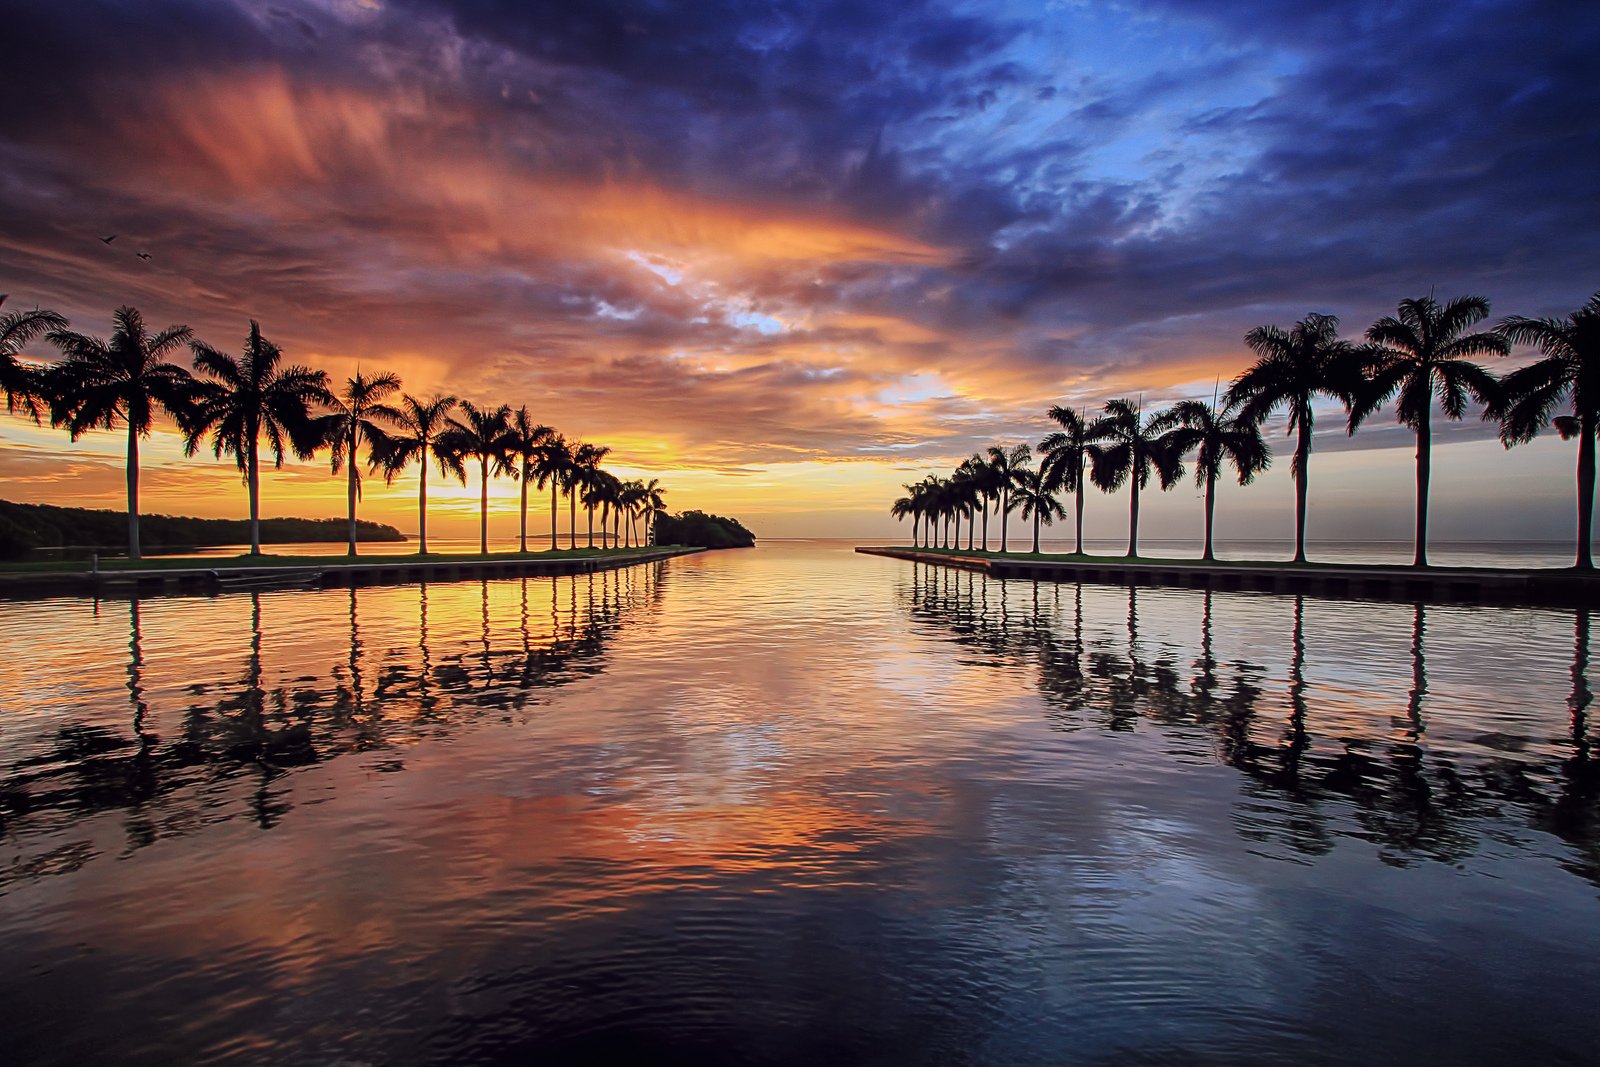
[0,545,705,599]
[856,545,1597,608]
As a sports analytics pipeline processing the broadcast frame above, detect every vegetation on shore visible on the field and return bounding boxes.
[0,543,685,575]
[893,290,1600,570]
[654,510,756,548]
[0,499,402,559]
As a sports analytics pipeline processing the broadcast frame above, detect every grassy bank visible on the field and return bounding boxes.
[867,545,1563,572]
[0,545,677,575]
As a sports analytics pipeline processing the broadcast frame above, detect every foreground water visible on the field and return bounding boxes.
[1,542,1595,1065]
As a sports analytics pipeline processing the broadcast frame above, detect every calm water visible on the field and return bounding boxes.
[1,542,1596,1065]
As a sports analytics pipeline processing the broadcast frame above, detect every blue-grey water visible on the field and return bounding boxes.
[1,542,1596,1065]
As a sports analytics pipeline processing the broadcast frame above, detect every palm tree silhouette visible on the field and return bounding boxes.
[1038,405,1102,555]
[1226,313,1362,563]
[317,370,402,556]
[1351,295,1506,567]
[590,469,622,548]
[508,407,553,553]
[1492,291,1600,569]
[1008,468,1067,553]
[986,444,1031,553]
[639,477,665,545]
[1168,393,1271,561]
[0,295,66,424]
[1087,398,1185,558]
[370,392,458,555]
[186,321,331,555]
[47,306,194,560]
[952,459,981,549]
[618,479,645,546]
[436,400,515,554]
[890,489,917,546]
[533,432,571,551]
[574,443,611,547]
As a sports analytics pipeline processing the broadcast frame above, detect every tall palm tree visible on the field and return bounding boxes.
[186,321,331,555]
[508,408,553,553]
[1008,468,1067,554]
[534,432,572,550]
[370,392,458,555]
[1351,295,1507,567]
[986,443,1031,552]
[1038,405,1101,555]
[574,443,612,548]
[435,400,515,554]
[639,477,666,545]
[1226,312,1362,563]
[581,469,615,549]
[891,488,919,546]
[1168,393,1271,561]
[1088,398,1185,558]
[316,370,403,556]
[0,295,67,423]
[590,469,623,548]
[47,306,194,560]
[1493,291,1600,570]
[571,443,612,548]
[952,460,981,550]
[618,479,645,547]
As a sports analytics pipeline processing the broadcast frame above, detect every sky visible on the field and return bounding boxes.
[0,0,1595,543]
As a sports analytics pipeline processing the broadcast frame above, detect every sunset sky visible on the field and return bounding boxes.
[1,0,1594,543]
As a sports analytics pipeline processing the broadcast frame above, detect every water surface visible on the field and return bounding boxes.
[1,542,1595,1064]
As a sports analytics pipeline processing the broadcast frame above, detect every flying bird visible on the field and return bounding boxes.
[136,252,152,260]
[99,234,116,244]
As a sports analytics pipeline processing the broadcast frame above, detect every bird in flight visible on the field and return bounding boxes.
[99,234,116,244]
[136,252,152,260]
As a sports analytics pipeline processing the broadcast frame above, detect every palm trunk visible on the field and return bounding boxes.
[519,468,529,553]
[1578,415,1596,570]
[1032,511,1041,554]
[980,501,989,551]
[418,451,429,555]
[587,504,595,549]
[550,483,558,550]
[1127,475,1140,558]
[479,455,489,555]
[346,430,358,557]
[126,422,140,560]
[1075,457,1085,555]
[1294,414,1311,564]
[999,487,1009,552]
[247,434,261,555]
[966,508,974,550]
[1414,405,1431,567]
[569,490,577,550]
[1203,471,1217,561]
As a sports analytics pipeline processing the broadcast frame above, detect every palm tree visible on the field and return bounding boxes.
[1038,405,1101,555]
[316,371,403,556]
[370,392,458,555]
[952,460,982,550]
[891,489,917,545]
[534,432,572,550]
[47,306,195,559]
[186,322,331,555]
[1226,312,1362,563]
[1493,292,1600,570]
[590,469,623,548]
[1087,398,1185,558]
[618,479,645,547]
[986,443,1031,552]
[574,443,612,548]
[1168,393,1271,561]
[1008,468,1067,554]
[639,477,665,545]
[0,295,67,423]
[435,400,515,554]
[508,408,553,553]
[1351,295,1507,567]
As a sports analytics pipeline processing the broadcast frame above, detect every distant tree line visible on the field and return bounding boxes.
[0,499,403,559]
[0,300,680,559]
[892,291,1600,569]
[653,511,756,549]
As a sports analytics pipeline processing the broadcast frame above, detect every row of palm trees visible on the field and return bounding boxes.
[894,291,1600,569]
[0,301,669,559]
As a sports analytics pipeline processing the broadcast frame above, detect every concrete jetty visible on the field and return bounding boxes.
[0,546,704,599]
[855,546,1595,608]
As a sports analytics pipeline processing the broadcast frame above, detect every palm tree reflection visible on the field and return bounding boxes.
[901,573,1600,886]
[1,570,652,887]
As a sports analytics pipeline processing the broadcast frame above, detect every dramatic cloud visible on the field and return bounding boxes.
[0,0,1592,537]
